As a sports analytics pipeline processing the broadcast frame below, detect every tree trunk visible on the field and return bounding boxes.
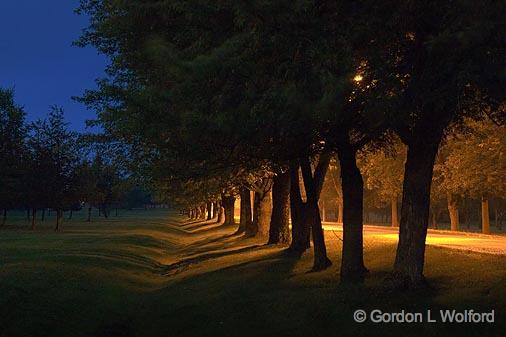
[1,209,6,226]
[87,207,92,222]
[447,193,459,231]
[115,208,118,217]
[391,198,399,227]
[268,171,291,244]
[216,201,224,223]
[68,209,73,220]
[337,145,367,282]
[252,191,272,237]
[206,202,213,220]
[55,210,62,231]
[393,139,440,288]
[31,209,37,230]
[41,209,45,222]
[200,205,206,219]
[222,196,236,226]
[300,156,331,271]
[212,202,217,219]
[320,200,326,222]
[482,197,490,234]
[431,209,438,229]
[238,188,252,234]
[337,200,343,224]
[288,160,310,254]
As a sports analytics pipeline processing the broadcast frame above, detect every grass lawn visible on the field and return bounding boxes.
[0,209,505,337]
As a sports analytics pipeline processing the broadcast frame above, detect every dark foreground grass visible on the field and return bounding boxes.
[0,209,505,337]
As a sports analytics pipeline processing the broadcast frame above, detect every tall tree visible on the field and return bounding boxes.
[354,0,505,287]
[0,88,27,225]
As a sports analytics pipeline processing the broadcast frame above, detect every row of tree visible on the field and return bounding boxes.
[0,88,150,230]
[77,0,505,288]
[185,115,505,235]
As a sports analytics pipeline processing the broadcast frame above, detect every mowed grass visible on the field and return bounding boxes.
[0,209,505,337]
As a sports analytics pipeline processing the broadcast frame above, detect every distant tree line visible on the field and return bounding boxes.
[0,88,154,230]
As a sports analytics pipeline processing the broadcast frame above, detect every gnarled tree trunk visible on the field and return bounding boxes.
[252,190,272,237]
[222,196,236,226]
[268,171,291,244]
[289,160,310,254]
[300,155,331,271]
[393,139,440,288]
[337,145,367,282]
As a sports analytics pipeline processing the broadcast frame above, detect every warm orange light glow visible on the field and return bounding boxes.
[353,74,363,83]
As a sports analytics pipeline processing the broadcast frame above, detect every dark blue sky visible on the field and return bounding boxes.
[0,1,108,131]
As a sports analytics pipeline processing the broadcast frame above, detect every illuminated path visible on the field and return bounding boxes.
[322,222,506,255]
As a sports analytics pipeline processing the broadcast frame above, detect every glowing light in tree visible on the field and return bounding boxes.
[353,74,363,83]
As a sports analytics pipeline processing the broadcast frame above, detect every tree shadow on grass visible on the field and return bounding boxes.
[161,244,268,276]
[181,221,224,233]
[179,219,241,234]
[180,219,209,226]
[182,232,239,250]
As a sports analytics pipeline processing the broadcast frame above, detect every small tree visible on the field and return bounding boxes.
[360,141,406,227]
[30,107,81,230]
